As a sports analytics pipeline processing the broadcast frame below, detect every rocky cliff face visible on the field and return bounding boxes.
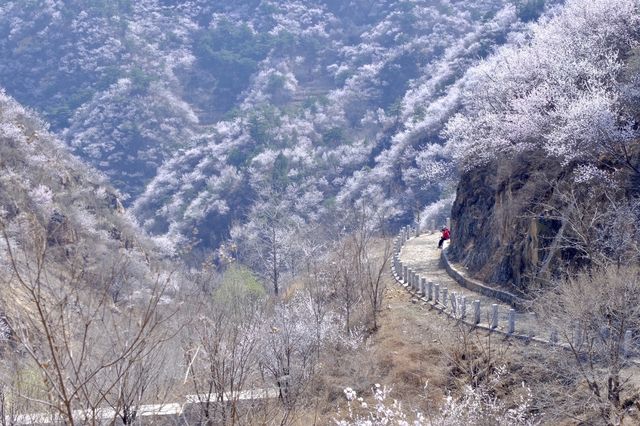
[448,152,573,295]
[449,144,640,295]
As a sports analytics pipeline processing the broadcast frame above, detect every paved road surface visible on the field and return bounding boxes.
[399,233,542,337]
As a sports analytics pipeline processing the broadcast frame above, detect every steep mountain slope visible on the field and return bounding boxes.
[443,0,640,291]
[132,0,559,250]
[0,0,198,198]
[0,89,167,302]
[0,0,560,253]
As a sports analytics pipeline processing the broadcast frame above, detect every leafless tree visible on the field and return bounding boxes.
[0,215,178,425]
[303,259,334,359]
[184,309,263,425]
[182,265,266,425]
[246,195,297,297]
[259,294,322,424]
[100,315,179,425]
[361,239,391,331]
[533,174,640,284]
[335,201,392,331]
[534,265,640,424]
[333,241,361,335]
[0,356,41,426]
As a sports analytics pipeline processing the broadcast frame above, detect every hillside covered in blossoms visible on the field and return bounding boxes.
[1,0,640,424]
[0,0,561,254]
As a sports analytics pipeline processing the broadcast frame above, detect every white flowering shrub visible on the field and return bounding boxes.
[419,196,455,231]
[335,380,537,426]
[444,0,640,171]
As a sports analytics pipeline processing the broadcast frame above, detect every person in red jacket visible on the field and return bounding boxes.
[438,226,450,249]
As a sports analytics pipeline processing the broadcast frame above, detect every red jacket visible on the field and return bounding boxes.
[442,228,450,240]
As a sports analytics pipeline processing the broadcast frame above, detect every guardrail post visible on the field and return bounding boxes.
[460,295,466,319]
[624,330,633,357]
[402,266,408,283]
[427,281,433,300]
[451,292,457,316]
[473,300,480,325]
[420,278,426,296]
[434,284,440,303]
[508,309,515,334]
[442,287,448,308]
[490,304,498,330]
[574,322,583,349]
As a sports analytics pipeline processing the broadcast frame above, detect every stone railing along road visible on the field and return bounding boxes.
[391,225,638,360]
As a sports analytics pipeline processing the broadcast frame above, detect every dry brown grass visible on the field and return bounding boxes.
[290,245,640,425]
[294,276,619,425]
[295,278,451,424]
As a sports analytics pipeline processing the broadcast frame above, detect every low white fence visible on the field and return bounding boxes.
[14,388,279,425]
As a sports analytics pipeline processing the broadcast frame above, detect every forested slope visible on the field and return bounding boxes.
[444,0,640,290]
[0,88,166,302]
[0,0,560,256]
[1,2,640,423]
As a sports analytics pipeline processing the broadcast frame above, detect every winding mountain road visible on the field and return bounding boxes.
[395,230,640,370]
[398,232,542,336]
